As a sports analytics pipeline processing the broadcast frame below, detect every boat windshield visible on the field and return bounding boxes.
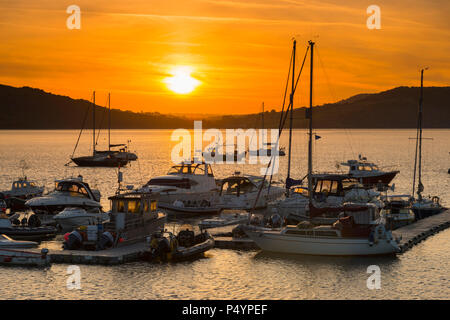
[167,164,212,176]
[55,182,89,198]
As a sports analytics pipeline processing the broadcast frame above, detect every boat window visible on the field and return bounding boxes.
[147,178,191,189]
[285,230,307,235]
[150,200,157,212]
[13,182,19,189]
[30,182,36,187]
[193,164,205,175]
[143,200,149,213]
[364,166,372,171]
[127,200,141,213]
[116,200,126,213]
[320,180,332,194]
[56,182,89,198]
[207,165,214,177]
[372,165,379,171]
[222,181,240,196]
[358,165,366,171]
[239,180,255,194]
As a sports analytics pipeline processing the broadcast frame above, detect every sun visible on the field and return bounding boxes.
[164,66,200,94]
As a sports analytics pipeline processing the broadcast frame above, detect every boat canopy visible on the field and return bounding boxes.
[167,163,213,176]
[220,176,256,196]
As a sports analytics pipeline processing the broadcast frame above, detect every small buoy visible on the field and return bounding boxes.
[63,233,70,241]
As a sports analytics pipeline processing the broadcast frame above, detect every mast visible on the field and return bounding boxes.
[93,91,96,155]
[108,93,111,152]
[307,40,314,205]
[417,69,425,201]
[287,40,296,184]
[261,102,264,129]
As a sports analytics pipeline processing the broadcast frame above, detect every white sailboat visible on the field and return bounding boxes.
[244,40,400,256]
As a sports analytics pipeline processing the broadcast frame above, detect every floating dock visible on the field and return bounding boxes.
[30,210,450,264]
[393,209,450,253]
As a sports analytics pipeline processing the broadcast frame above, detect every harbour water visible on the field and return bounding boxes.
[0,129,449,299]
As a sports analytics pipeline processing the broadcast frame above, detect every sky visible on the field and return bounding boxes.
[0,0,449,114]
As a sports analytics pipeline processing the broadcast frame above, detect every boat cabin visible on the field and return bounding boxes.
[341,159,380,173]
[311,174,361,198]
[167,162,214,177]
[106,192,164,243]
[12,179,39,191]
[54,177,100,202]
[220,176,258,197]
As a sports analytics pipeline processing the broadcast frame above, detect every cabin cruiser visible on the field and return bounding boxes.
[25,176,102,215]
[411,196,445,219]
[380,195,415,229]
[140,162,220,211]
[249,143,286,157]
[0,177,44,211]
[340,156,399,187]
[54,207,110,231]
[64,191,166,250]
[218,174,284,210]
[269,174,383,223]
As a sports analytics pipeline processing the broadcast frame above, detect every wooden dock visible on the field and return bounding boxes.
[393,209,450,253]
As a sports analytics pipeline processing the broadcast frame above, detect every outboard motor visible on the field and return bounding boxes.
[21,217,28,226]
[270,214,282,228]
[27,214,41,228]
[98,231,114,250]
[177,225,195,247]
[64,230,83,250]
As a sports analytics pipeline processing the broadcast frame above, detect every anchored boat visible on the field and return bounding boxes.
[340,156,399,187]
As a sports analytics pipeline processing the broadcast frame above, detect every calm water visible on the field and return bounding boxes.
[0,129,449,299]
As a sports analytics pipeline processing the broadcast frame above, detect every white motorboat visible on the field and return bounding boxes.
[140,162,220,210]
[380,195,415,229]
[0,234,38,249]
[25,176,102,214]
[0,247,50,266]
[199,211,249,229]
[218,174,284,210]
[54,207,109,230]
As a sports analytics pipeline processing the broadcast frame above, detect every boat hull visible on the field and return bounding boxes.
[352,171,399,186]
[245,230,399,256]
[0,248,50,266]
[71,156,129,167]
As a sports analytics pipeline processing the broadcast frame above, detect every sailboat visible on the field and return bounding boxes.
[70,92,137,167]
[244,40,400,256]
[249,102,286,157]
[410,69,445,219]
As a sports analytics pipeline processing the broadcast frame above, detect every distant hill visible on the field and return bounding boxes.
[0,84,449,129]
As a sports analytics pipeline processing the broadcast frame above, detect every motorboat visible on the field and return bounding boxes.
[0,248,50,266]
[0,177,44,211]
[143,225,214,262]
[380,195,415,229]
[339,156,399,187]
[63,191,166,250]
[161,200,222,216]
[0,215,56,241]
[140,162,220,211]
[199,211,249,229]
[409,69,446,219]
[70,92,137,167]
[0,234,39,249]
[54,207,110,231]
[218,173,285,210]
[25,176,102,215]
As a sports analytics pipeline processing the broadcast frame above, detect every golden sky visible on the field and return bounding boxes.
[0,0,449,114]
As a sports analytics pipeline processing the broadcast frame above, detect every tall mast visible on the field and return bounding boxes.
[261,102,264,129]
[108,93,111,152]
[417,69,425,201]
[307,40,314,204]
[92,91,96,155]
[287,40,296,183]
